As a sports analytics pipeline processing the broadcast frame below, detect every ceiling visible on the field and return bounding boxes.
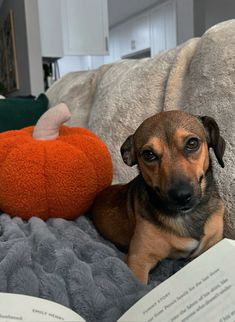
[0,0,161,28]
[108,0,161,27]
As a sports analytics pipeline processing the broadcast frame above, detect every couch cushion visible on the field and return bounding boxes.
[46,65,111,128]
[88,55,174,183]
[0,93,48,132]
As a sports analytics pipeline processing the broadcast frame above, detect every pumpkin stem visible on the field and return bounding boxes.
[33,103,71,140]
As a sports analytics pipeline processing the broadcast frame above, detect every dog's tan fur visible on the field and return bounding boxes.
[92,111,225,284]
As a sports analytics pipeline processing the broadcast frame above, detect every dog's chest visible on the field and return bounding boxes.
[138,216,200,260]
[163,213,205,241]
[164,216,201,258]
[170,238,200,259]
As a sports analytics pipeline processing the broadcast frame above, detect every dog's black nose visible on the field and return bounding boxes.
[168,182,193,206]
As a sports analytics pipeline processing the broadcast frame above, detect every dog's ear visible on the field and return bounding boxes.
[120,135,137,166]
[199,116,226,168]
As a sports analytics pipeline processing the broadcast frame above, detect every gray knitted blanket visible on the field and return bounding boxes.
[0,213,185,322]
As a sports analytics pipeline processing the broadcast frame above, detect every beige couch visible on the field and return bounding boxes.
[47,20,235,239]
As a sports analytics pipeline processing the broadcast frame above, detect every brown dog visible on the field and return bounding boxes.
[92,110,225,284]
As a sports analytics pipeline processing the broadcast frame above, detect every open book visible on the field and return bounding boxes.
[0,238,235,322]
[118,238,235,322]
[0,293,85,322]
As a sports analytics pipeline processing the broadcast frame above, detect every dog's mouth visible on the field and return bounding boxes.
[177,205,195,213]
[164,202,197,215]
[153,187,200,215]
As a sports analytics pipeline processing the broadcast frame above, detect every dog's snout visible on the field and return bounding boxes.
[168,182,193,206]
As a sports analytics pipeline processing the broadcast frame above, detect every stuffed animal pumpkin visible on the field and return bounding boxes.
[0,103,112,220]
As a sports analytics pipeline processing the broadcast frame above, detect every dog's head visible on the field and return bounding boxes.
[121,110,225,213]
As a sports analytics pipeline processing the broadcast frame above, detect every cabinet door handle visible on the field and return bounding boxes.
[105,36,109,52]
[131,40,136,50]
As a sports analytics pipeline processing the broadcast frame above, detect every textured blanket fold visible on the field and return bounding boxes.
[0,214,184,322]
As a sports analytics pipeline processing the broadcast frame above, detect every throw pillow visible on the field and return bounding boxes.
[0,93,48,132]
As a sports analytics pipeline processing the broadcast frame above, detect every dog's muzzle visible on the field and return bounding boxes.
[167,181,196,211]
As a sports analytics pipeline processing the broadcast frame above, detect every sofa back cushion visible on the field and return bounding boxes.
[46,66,111,128]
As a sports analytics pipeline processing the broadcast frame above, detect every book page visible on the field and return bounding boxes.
[0,293,85,322]
[118,238,235,322]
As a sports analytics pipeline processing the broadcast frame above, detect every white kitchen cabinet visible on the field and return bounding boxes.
[61,0,109,56]
[131,13,150,55]
[104,28,121,64]
[164,1,177,49]
[150,0,177,57]
[106,1,176,62]
[114,12,150,58]
[37,0,64,57]
[150,5,165,56]
[116,23,130,58]
[38,0,109,57]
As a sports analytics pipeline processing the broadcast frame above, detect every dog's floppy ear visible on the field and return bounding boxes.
[120,135,137,166]
[199,116,226,168]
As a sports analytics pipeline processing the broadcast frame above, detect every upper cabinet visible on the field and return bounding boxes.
[150,0,177,56]
[104,28,121,63]
[107,0,177,62]
[115,12,150,58]
[38,0,64,58]
[61,0,109,55]
[37,0,109,57]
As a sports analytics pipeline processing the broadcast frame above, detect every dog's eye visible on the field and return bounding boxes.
[185,138,200,152]
[142,150,158,162]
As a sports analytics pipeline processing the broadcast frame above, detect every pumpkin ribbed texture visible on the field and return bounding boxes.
[0,126,113,220]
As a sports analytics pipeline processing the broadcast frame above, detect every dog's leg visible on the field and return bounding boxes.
[125,218,172,284]
[125,214,203,283]
[126,241,166,284]
[191,201,224,257]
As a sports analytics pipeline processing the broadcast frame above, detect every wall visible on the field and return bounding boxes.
[194,0,235,37]
[205,0,235,30]
[0,0,30,96]
[0,0,43,96]
[193,0,205,37]
[24,0,44,96]
[58,56,91,77]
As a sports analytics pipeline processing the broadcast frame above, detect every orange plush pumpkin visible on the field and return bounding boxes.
[0,103,112,220]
